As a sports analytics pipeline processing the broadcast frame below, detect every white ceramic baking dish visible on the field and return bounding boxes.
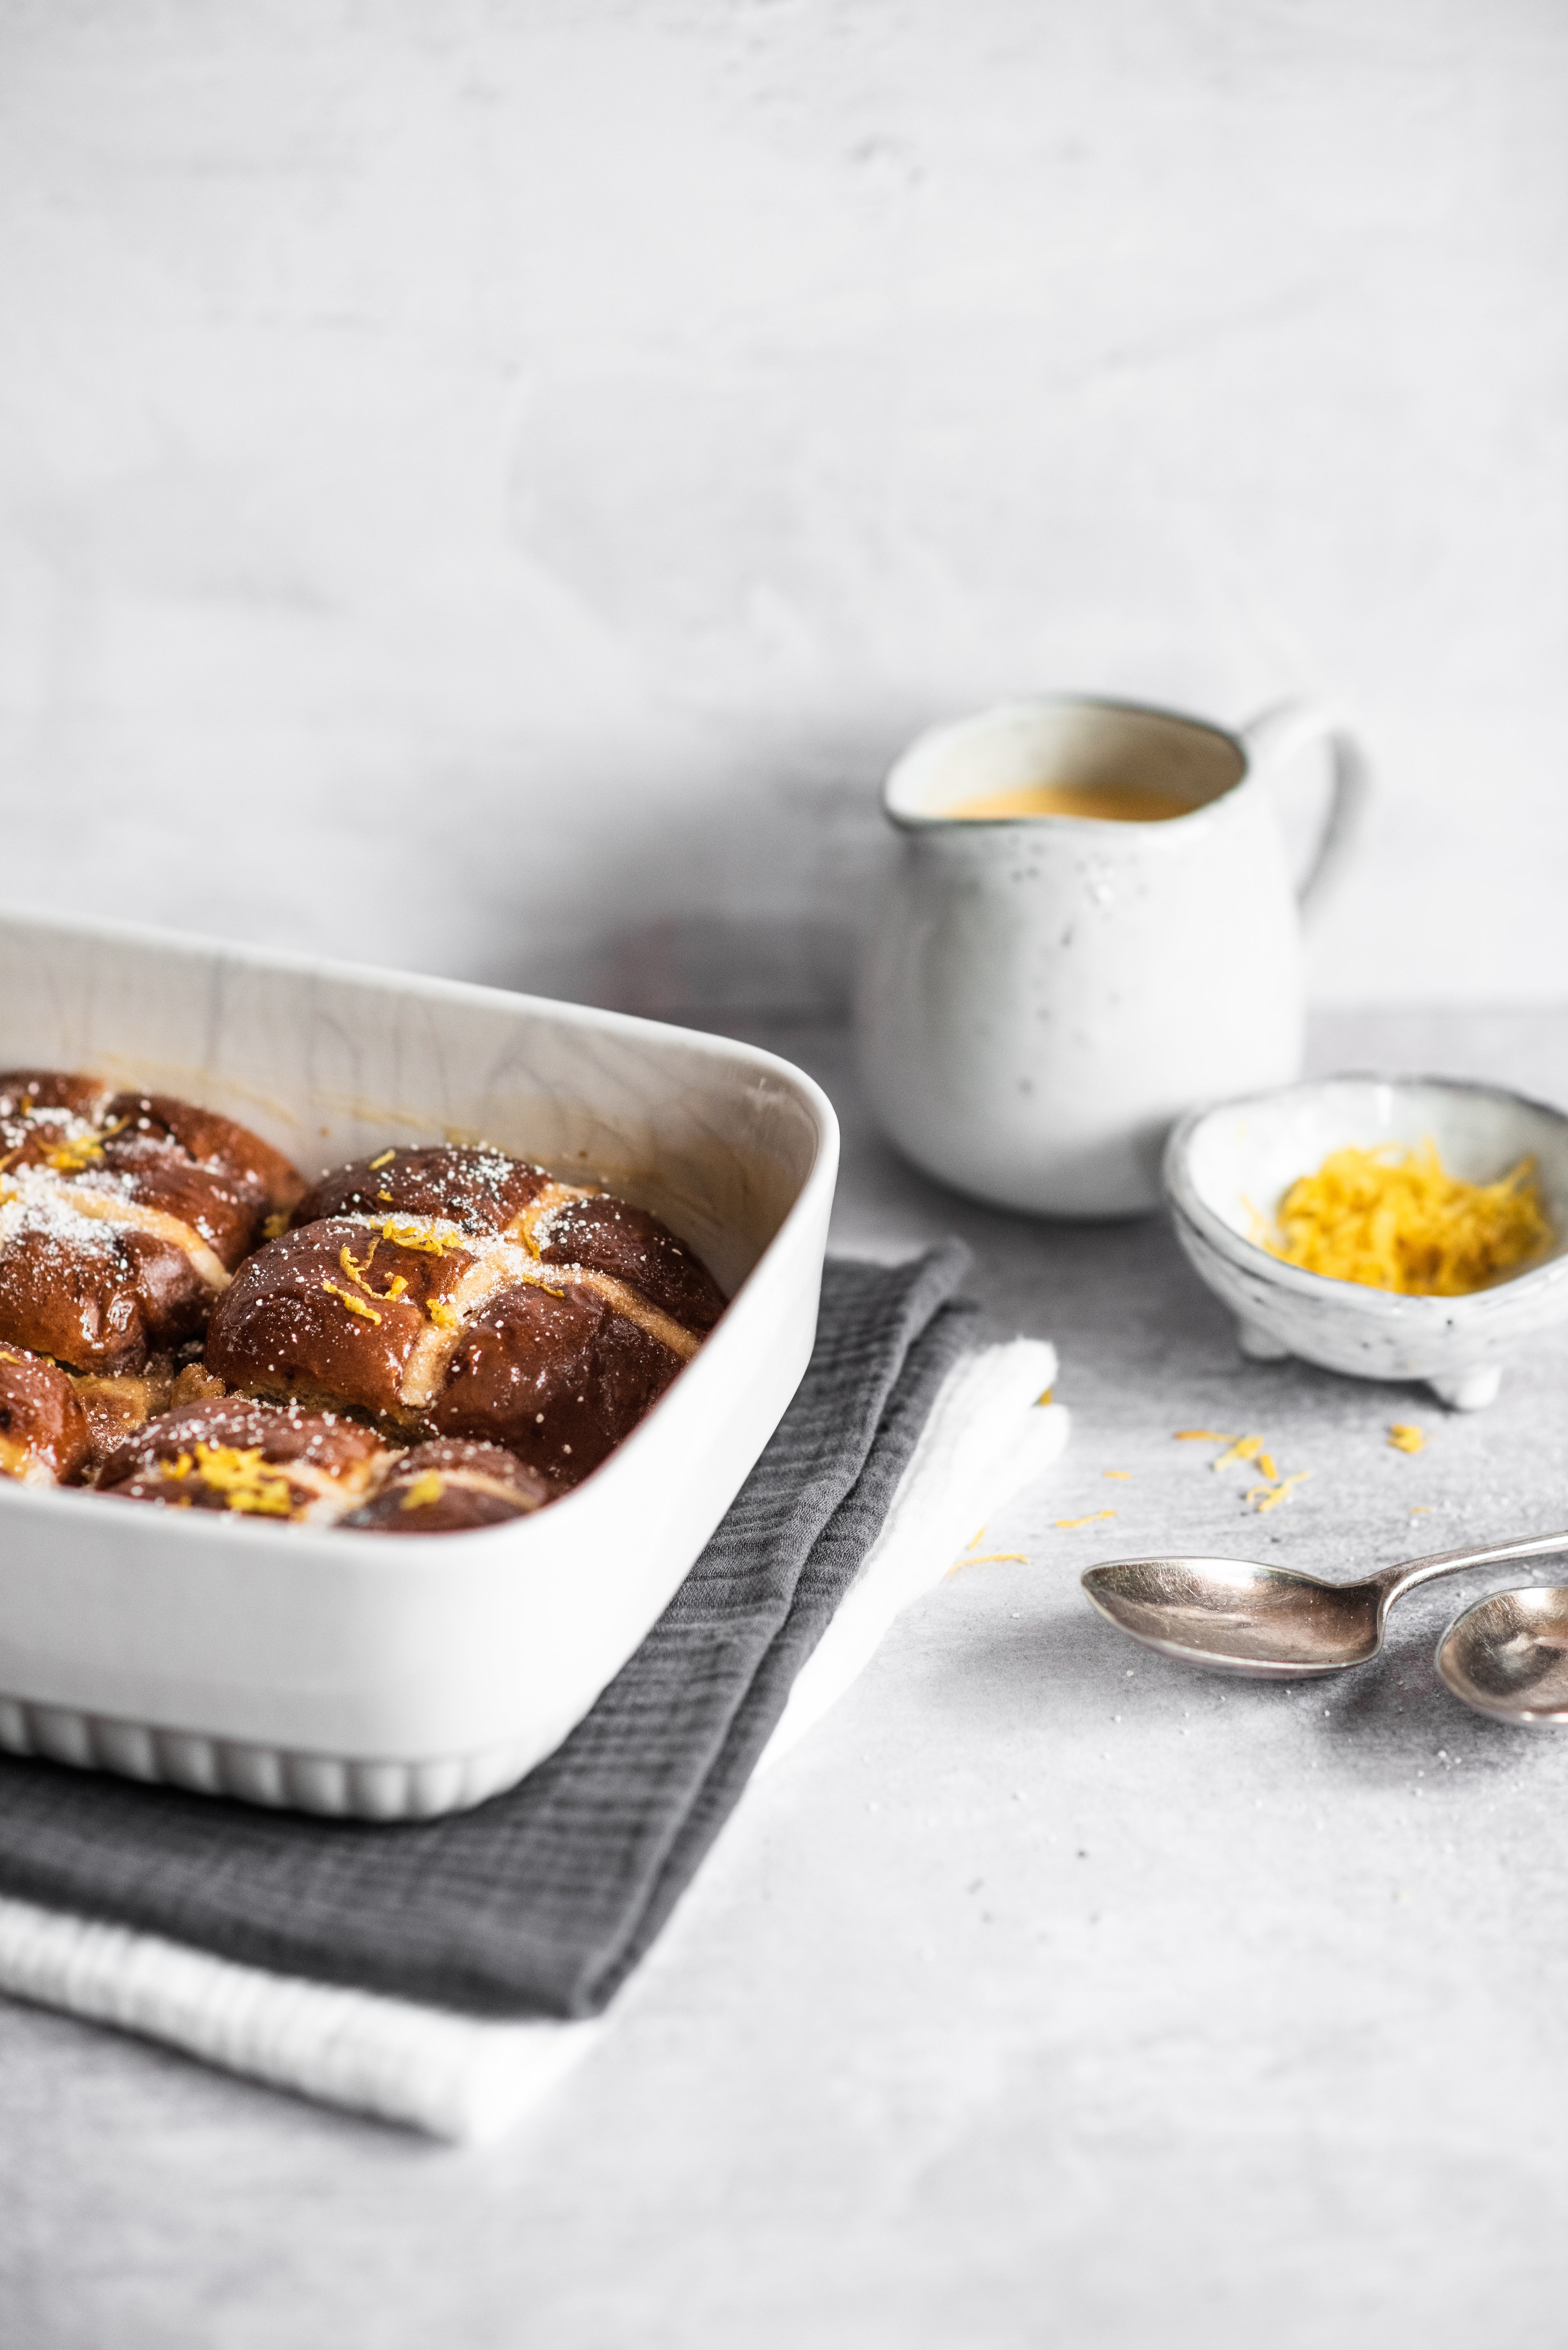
[0,910,838,1818]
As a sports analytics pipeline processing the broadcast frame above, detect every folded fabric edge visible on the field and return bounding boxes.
[758,1338,1066,1772]
[0,1339,1067,2143]
[0,1891,602,2143]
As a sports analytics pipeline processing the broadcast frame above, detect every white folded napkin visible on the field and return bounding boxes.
[0,1340,1065,2141]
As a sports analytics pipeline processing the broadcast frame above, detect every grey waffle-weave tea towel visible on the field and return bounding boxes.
[0,1246,978,2020]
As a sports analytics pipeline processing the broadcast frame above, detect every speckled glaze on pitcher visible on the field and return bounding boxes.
[856,695,1368,1218]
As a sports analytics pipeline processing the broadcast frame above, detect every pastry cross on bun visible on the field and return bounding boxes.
[0,1071,305,1374]
[290,1145,726,1333]
[208,1142,727,1489]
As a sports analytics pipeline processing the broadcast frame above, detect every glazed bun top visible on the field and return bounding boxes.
[0,1075,303,1221]
[0,1072,306,1373]
[294,1145,727,1332]
[102,1091,304,1223]
[0,1343,92,1487]
[96,1394,392,1521]
[207,1143,728,1491]
[0,1108,731,1528]
[97,1405,552,1536]
[294,1145,549,1237]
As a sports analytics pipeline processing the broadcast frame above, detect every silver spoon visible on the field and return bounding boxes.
[1438,1584,1568,1724]
[1082,1530,1568,1679]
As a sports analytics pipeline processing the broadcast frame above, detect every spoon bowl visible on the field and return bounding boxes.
[1082,1557,1386,1677]
[1437,1585,1568,1724]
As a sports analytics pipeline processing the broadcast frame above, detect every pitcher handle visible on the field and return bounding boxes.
[1240,698,1372,916]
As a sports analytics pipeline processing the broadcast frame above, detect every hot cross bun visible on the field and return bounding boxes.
[207,1143,726,1489]
[98,1402,551,1535]
[97,1396,392,1519]
[0,1071,305,1377]
[337,1439,552,1534]
[0,1343,93,1487]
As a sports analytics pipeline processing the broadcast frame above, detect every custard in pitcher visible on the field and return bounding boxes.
[941,779,1200,823]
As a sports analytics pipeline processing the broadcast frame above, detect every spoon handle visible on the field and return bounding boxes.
[1372,1530,1568,1610]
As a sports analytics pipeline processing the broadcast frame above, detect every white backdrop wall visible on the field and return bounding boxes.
[0,0,1563,1017]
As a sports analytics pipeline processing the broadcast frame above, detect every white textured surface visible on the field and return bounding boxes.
[6,1007,1568,2344]
[0,3,1564,1012]
[0,1344,1064,2143]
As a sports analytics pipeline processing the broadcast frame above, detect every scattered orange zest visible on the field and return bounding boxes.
[339,1240,408,1304]
[158,1443,297,1516]
[322,1278,381,1325]
[1266,1140,1550,1295]
[45,1135,104,1173]
[1253,1471,1311,1514]
[1055,1511,1117,1529]
[379,1217,465,1257]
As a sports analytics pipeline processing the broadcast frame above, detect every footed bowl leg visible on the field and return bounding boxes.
[1235,1315,1290,1363]
[1428,1364,1502,1411]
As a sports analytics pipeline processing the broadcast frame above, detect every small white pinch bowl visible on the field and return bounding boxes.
[1163,1074,1568,1411]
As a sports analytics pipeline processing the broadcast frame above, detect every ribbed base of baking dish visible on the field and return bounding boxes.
[0,1697,533,1820]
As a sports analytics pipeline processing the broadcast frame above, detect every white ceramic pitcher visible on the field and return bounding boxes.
[855,695,1369,1217]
